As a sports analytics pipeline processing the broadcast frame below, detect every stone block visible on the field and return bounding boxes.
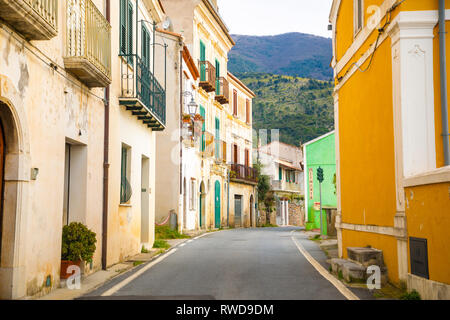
[347,247,384,268]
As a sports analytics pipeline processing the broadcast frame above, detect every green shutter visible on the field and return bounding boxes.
[128,1,133,56]
[200,106,205,152]
[200,41,206,81]
[120,0,127,55]
[215,59,220,95]
[120,146,127,203]
[142,25,150,66]
[279,167,282,181]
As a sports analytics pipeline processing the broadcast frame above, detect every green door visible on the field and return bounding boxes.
[200,40,206,81]
[214,181,221,229]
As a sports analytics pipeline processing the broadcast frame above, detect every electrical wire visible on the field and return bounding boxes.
[0,23,106,102]
[337,0,406,83]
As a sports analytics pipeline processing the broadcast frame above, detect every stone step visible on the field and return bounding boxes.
[331,258,388,285]
[320,239,338,251]
[347,247,385,268]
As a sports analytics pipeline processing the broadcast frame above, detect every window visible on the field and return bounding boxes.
[121,144,132,204]
[189,179,196,210]
[215,59,220,95]
[120,0,133,62]
[233,90,238,116]
[245,149,249,167]
[200,40,206,81]
[141,25,151,67]
[354,0,364,36]
[279,167,282,181]
[246,99,250,124]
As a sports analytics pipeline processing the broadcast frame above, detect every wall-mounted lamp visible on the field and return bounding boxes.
[182,91,198,117]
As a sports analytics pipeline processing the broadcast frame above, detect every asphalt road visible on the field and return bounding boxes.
[84,227,347,300]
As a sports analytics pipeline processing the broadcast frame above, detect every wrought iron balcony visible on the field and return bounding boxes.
[215,77,229,105]
[230,163,258,185]
[64,0,111,88]
[199,61,216,93]
[119,54,166,131]
[0,0,58,40]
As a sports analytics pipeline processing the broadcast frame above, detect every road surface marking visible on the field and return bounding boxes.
[290,232,360,300]
[101,249,178,297]
[179,243,186,247]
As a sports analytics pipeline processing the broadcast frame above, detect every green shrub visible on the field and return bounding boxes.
[401,290,421,300]
[155,226,190,240]
[61,222,97,263]
[153,239,171,249]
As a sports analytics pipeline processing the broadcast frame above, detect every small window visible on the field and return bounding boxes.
[233,90,238,116]
[120,144,132,204]
[354,0,364,36]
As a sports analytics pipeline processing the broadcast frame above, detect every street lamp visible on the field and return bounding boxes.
[183,91,198,118]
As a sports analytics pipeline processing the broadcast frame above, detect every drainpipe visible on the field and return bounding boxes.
[180,47,183,196]
[102,0,111,271]
[439,0,450,166]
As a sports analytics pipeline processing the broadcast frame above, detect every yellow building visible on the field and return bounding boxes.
[227,72,257,228]
[330,0,450,299]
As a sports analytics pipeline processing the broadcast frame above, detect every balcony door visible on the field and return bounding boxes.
[200,40,206,80]
[215,59,220,95]
[245,149,249,167]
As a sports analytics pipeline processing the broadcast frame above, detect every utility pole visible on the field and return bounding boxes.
[317,167,324,239]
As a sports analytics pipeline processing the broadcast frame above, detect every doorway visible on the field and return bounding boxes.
[214,181,221,229]
[234,195,242,228]
[141,156,150,246]
[199,182,205,229]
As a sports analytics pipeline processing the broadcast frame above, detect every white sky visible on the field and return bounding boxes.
[217,0,334,38]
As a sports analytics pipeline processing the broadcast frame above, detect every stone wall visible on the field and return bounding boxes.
[289,202,305,227]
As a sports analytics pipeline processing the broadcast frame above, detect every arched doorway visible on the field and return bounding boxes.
[199,182,205,229]
[250,195,254,228]
[0,119,4,258]
[0,90,31,299]
[214,181,221,229]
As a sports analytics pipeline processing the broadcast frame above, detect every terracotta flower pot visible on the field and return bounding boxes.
[60,260,81,279]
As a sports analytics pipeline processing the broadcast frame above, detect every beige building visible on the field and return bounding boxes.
[227,73,257,228]
[0,0,167,299]
[257,141,305,226]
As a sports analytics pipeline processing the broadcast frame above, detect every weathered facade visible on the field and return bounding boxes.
[258,141,304,226]
[330,0,450,298]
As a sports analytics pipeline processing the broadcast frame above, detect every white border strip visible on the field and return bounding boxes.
[291,232,360,300]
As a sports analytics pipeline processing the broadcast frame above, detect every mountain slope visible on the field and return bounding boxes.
[236,73,335,146]
[229,33,333,80]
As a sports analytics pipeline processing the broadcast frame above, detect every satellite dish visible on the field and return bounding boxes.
[162,17,173,32]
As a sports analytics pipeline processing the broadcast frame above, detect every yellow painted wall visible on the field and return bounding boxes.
[339,39,397,227]
[405,183,450,284]
[341,229,400,283]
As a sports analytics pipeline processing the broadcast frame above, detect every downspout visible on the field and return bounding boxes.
[180,47,183,197]
[439,0,450,166]
[102,0,111,271]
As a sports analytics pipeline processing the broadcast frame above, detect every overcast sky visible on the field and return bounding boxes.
[217,0,333,38]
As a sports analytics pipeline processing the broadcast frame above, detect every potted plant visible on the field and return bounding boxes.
[193,114,204,122]
[182,114,191,123]
[60,222,97,279]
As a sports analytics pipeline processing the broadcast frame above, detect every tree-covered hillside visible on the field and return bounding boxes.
[236,73,335,146]
[229,33,333,80]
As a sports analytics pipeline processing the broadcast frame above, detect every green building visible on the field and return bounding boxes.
[303,131,336,234]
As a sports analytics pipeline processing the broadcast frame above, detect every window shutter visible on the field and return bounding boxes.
[128,2,133,56]
[120,0,127,55]
[279,167,282,181]
[246,99,250,123]
[142,26,150,66]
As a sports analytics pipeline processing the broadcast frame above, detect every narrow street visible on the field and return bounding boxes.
[83,228,347,300]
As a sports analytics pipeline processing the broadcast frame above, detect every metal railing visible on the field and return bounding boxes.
[231,164,258,183]
[66,0,111,79]
[199,60,216,92]
[120,54,166,125]
[215,76,229,104]
[25,0,58,30]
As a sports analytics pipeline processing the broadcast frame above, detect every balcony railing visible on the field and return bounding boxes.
[215,77,229,105]
[64,0,111,88]
[119,54,166,130]
[199,61,216,93]
[0,0,58,40]
[231,163,258,184]
[272,180,302,193]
